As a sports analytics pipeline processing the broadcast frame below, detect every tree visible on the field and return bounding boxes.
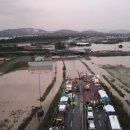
[55,42,66,50]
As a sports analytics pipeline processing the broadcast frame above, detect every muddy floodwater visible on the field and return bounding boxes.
[25,61,63,130]
[0,61,61,130]
[91,42,130,52]
[69,42,130,52]
[1,56,130,130]
[83,56,130,116]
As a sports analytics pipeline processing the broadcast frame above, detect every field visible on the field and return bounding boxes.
[103,65,130,88]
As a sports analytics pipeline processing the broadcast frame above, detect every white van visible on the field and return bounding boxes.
[87,111,94,123]
[88,106,93,112]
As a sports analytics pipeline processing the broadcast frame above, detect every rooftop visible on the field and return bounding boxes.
[109,115,121,129]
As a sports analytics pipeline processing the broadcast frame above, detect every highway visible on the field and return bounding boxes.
[63,60,111,130]
[84,80,110,130]
[64,79,111,130]
[64,87,81,130]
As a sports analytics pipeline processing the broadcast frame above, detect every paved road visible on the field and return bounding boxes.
[64,60,111,130]
[84,81,110,130]
[64,59,89,130]
[93,107,109,130]
[64,90,81,130]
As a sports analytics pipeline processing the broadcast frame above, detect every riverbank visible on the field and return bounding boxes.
[91,50,130,57]
[0,57,29,75]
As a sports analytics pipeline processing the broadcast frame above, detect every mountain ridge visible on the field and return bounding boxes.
[0,28,130,37]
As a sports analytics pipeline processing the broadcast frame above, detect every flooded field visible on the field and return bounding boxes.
[0,61,61,130]
[64,60,90,78]
[1,56,130,130]
[69,42,130,52]
[82,56,130,116]
[26,61,63,130]
[90,56,130,68]
[91,42,130,52]
[103,65,130,88]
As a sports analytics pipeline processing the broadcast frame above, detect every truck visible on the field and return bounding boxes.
[87,111,94,123]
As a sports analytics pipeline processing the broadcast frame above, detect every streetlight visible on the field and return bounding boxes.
[38,72,42,107]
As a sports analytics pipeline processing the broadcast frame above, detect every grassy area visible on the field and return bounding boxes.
[102,65,130,89]
[16,60,66,130]
[17,108,38,130]
[40,77,56,102]
[84,56,91,60]
[63,61,66,81]
[102,75,125,97]
[37,62,66,130]
[125,100,130,107]
[0,56,29,74]
[80,60,94,74]
[80,61,130,130]
[37,82,64,130]
[103,85,130,130]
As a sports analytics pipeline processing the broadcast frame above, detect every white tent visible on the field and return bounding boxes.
[59,105,66,111]
[98,90,108,98]
[104,104,115,113]
[60,96,69,102]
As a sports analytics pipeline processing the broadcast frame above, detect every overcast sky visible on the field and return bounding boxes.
[0,0,130,31]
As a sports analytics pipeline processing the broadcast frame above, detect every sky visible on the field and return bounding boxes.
[0,0,130,31]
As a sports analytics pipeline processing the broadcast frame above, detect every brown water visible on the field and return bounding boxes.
[82,58,130,116]
[0,66,53,130]
[25,61,63,130]
[90,56,130,67]
[69,42,130,52]
[64,60,90,79]
[1,57,130,130]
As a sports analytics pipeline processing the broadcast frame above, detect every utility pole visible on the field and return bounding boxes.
[38,72,42,107]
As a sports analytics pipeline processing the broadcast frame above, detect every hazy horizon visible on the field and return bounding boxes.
[0,0,130,31]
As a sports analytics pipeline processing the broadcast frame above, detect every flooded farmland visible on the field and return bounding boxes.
[69,42,130,53]
[0,61,63,130]
[25,61,63,130]
[1,55,130,130]
[83,56,130,116]
[91,42,130,52]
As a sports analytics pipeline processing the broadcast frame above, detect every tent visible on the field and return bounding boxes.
[60,96,69,105]
[60,96,68,102]
[104,104,115,113]
[59,105,66,112]
[98,90,110,103]
[98,90,108,98]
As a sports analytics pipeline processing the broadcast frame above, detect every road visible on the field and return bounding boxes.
[64,60,111,130]
[64,60,88,130]
[84,80,110,130]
